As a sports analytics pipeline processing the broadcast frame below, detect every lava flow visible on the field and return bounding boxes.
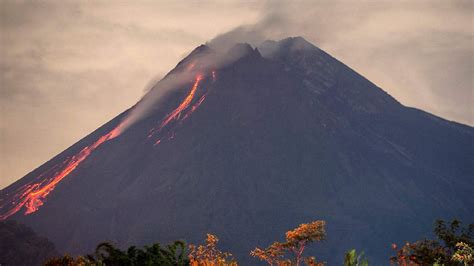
[1,69,214,220]
[182,94,207,121]
[0,124,124,220]
[158,74,203,130]
[148,74,207,144]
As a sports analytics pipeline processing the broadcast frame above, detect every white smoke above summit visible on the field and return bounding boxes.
[117,42,256,133]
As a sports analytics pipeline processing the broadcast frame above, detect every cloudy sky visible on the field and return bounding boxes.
[0,0,472,188]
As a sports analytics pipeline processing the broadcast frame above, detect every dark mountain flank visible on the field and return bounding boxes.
[1,37,473,264]
[0,220,58,265]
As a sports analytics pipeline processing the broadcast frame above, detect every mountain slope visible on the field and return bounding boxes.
[1,37,473,264]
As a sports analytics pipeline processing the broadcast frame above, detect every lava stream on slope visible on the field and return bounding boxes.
[148,72,214,145]
[0,70,214,220]
[0,125,123,220]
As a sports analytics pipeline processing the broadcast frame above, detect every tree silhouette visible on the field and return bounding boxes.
[188,233,237,266]
[390,219,474,265]
[344,249,369,266]
[46,240,188,265]
[251,220,326,266]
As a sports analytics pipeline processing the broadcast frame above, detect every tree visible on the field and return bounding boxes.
[390,219,474,265]
[344,249,369,266]
[434,220,473,251]
[44,254,99,266]
[250,242,286,265]
[452,242,473,266]
[94,241,189,266]
[251,220,326,266]
[188,233,237,266]
[94,242,130,265]
[389,243,419,266]
[46,240,189,265]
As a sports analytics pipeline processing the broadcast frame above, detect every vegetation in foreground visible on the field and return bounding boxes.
[250,220,326,265]
[390,220,473,266]
[1,219,472,266]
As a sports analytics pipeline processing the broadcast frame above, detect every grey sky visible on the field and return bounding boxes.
[1,0,472,189]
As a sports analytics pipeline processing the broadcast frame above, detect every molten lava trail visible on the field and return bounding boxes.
[182,94,207,121]
[1,70,213,220]
[0,125,123,220]
[148,74,205,144]
[158,75,203,130]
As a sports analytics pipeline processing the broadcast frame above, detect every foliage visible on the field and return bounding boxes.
[390,219,473,265]
[250,242,286,265]
[389,243,419,266]
[44,255,99,266]
[344,249,369,266]
[434,220,474,250]
[250,220,326,266]
[0,220,58,266]
[95,240,188,266]
[451,242,473,266]
[44,240,188,266]
[188,233,237,266]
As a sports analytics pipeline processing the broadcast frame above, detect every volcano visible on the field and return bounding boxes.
[1,37,473,264]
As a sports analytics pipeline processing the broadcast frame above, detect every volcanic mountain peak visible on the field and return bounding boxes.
[1,36,472,265]
[227,42,253,54]
[259,36,318,58]
[169,44,214,75]
[226,42,262,60]
[173,37,324,78]
[167,42,261,81]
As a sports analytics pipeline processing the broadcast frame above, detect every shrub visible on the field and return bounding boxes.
[188,233,237,266]
[251,220,326,266]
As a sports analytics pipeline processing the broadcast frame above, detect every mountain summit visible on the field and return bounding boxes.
[1,37,472,264]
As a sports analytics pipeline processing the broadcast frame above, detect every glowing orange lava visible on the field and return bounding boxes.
[147,73,209,144]
[182,94,207,121]
[0,70,214,220]
[0,125,123,220]
[158,75,203,131]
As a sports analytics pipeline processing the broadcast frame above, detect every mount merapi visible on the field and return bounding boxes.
[1,37,473,264]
